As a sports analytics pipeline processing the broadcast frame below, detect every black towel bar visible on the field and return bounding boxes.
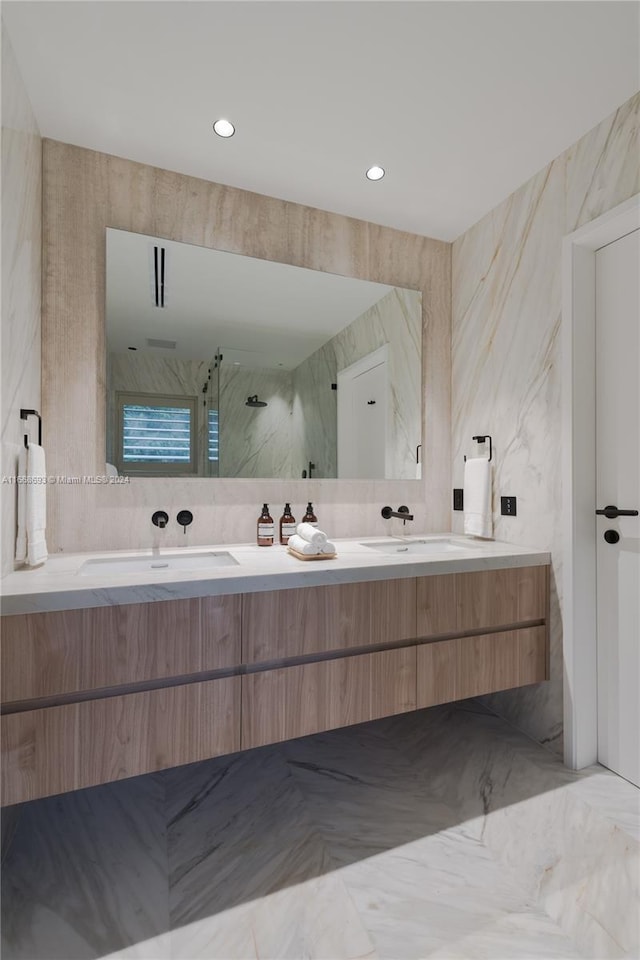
[464,434,493,462]
[20,409,42,449]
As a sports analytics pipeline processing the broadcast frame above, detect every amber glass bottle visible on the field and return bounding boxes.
[279,503,297,545]
[257,503,274,546]
[303,502,318,527]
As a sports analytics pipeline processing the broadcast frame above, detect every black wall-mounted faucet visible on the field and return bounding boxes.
[152,510,169,529]
[381,505,414,523]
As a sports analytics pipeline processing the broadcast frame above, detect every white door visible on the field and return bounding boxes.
[337,347,388,479]
[595,228,640,786]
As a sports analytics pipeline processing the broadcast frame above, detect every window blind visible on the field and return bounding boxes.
[122,404,191,463]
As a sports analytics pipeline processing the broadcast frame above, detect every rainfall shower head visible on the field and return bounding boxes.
[246,395,267,408]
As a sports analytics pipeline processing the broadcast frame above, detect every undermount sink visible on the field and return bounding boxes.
[361,537,482,556]
[78,551,238,576]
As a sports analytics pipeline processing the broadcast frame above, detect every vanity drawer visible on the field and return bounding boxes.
[1,675,240,806]
[241,646,416,749]
[416,625,548,708]
[242,579,416,664]
[416,566,548,637]
[1,596,241,704]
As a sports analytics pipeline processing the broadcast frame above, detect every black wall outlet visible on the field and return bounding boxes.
[501,496,517,516]
[453,488,464,511]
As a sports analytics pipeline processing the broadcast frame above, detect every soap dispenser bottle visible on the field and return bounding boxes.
[279,503,297,545]
[303,502,318,527]
[257,504,274,546]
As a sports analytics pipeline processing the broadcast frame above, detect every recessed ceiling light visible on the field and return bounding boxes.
[213,119,235,138]
[366,165,385,181]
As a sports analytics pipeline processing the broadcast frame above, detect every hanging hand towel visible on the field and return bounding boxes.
[15,447,28,564]
[296,522,327,546]
[463,456,493,539]
[16,443,48,566]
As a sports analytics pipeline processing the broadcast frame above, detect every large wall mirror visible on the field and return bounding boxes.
[105,229,422,480]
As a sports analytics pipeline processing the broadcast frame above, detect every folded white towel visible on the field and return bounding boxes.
[296,522,327,546]
[463,457,493,539]
[288,534,337,556]
[288,534,323,555]
[16,443,48,567]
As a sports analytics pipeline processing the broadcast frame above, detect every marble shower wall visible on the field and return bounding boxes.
[0,26,42,577]
[41,140,450,553]
[291,340,337,479]
[218,365,293,479]
[451,91,640,752]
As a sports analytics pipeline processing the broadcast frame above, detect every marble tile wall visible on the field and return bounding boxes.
[0,26,42,577]
[41,140,451,554]
[291,340,337,479]
[451,91,640,752]
[218,366,293,479]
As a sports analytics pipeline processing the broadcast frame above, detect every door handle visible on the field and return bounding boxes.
[595,505,639,519]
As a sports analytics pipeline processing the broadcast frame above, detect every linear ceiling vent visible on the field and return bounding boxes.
[149,244,168,308]
[146,338,177,350]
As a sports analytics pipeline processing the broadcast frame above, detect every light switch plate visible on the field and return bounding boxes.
[501,496,517,516]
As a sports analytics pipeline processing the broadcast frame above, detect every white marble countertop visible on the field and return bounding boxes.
[0,535,551,616]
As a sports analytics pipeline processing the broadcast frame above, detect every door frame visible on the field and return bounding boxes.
[337,344,389,478]
[562,193,640,770]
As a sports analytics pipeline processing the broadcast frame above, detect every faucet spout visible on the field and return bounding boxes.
[381,505,414,521]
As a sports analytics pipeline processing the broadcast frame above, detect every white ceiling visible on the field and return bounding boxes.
[106,229,396,367]
[4,1,639,241]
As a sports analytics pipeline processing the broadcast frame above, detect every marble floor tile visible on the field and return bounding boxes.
[2,703,638,960]
[169,873,376,960]
[166,748,331,928]
[1,775,169,959]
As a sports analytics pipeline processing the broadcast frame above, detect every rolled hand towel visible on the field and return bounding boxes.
[296,522,327,546]
[288,534,323,555]
[463,457,493,539]
[321,540,336,554]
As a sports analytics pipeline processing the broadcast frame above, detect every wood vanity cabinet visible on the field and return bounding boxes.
[1,677,240,807]
[0,565,550,806]
[243,647,416,749]
[415,566,549,708]
[242,579,416,663]
[1,595,241,703]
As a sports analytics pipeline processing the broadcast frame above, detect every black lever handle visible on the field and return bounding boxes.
[595,505,639,519]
